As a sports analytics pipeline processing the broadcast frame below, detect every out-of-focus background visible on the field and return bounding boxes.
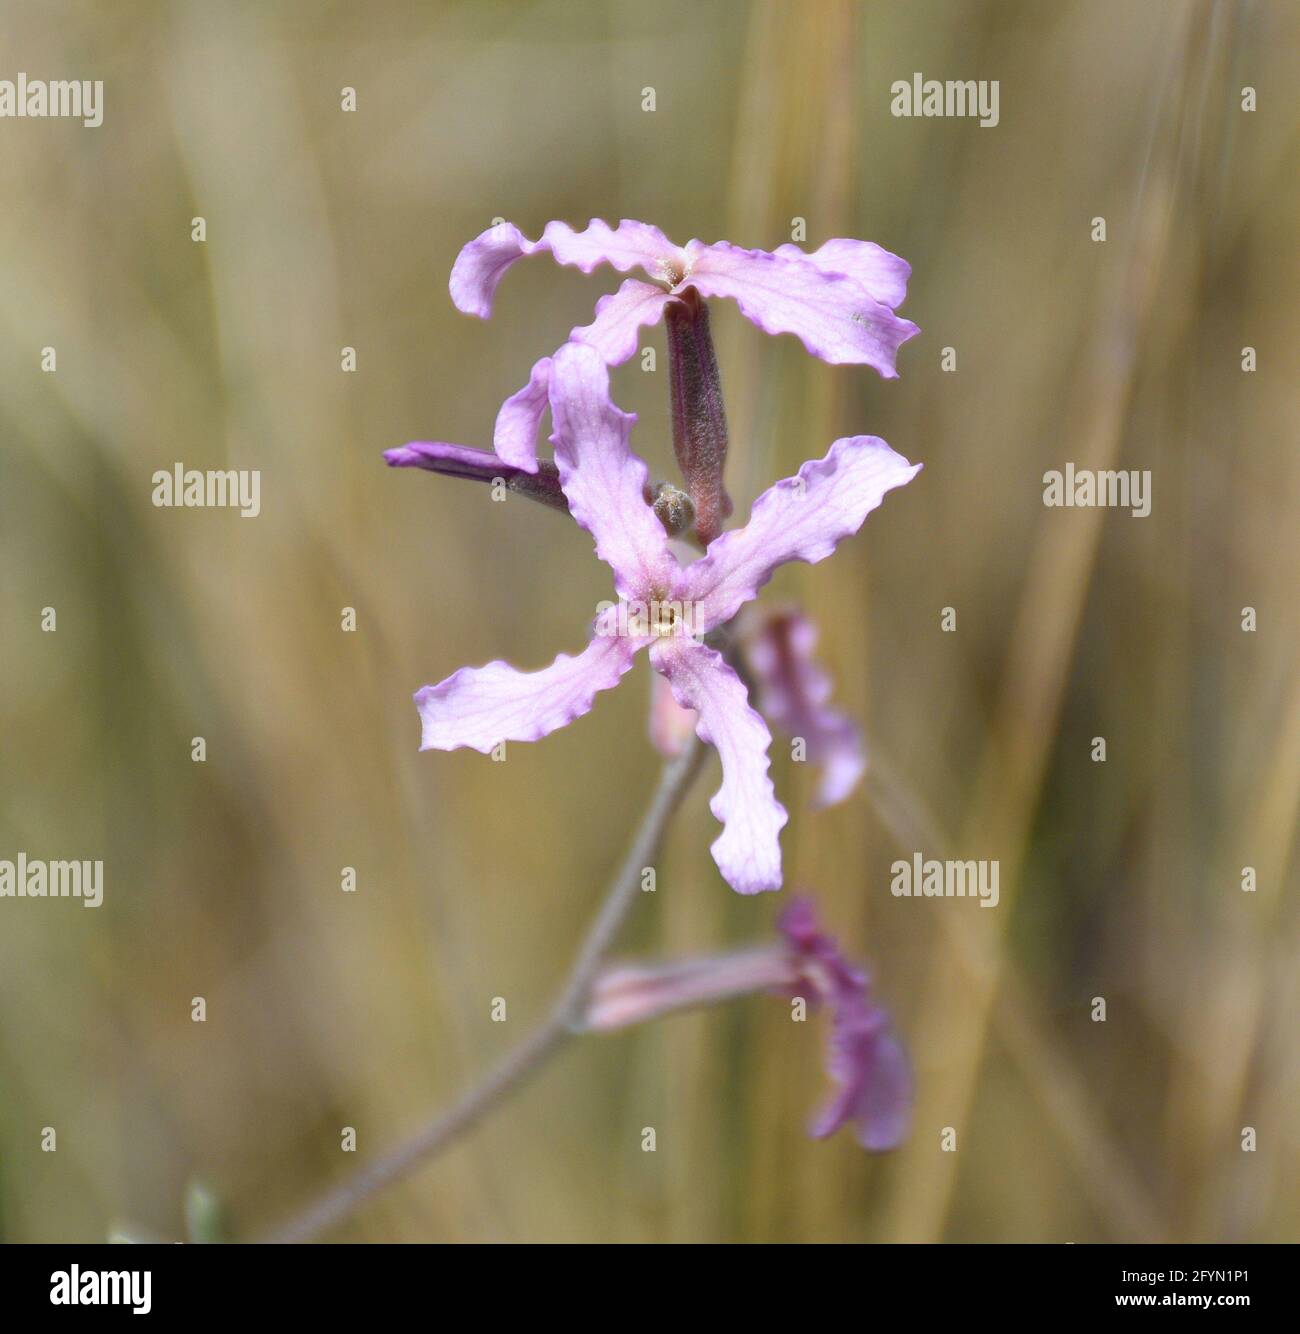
[1,0,1296,1244]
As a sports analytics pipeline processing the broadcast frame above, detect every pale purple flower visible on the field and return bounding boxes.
[450,218,919,473]
[414,341,920,895]
[585,895,911,1151]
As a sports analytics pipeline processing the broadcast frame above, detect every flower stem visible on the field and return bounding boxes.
[259,735,704,1243]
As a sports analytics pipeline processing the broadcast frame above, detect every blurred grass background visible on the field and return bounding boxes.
[0,0,1296,1242]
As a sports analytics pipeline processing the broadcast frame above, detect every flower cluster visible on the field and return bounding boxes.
[389,218,920,894]
[388,217,920,1146]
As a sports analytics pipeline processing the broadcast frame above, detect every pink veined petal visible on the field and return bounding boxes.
[415,620,643,754]
[493,356,552,473]
[685,239,919,373]
[449,222,546,319]
[683,435,922,633]
[570,278,673,366]
[649,638,787,895]
[548,342,676,599]
[774,238,912,312]
[540,218,682,280]
[742,608,866,809]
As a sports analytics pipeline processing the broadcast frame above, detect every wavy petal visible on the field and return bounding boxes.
[451,218,679,320]
[686,240,919,372]
[448,222,546,319]
[809,1017,912,1152]
[491,283,671,475]
[778,897,912,1151]
[649,638,786,894]
[774,237,912,311]
[415,621,642,753]
[548,342,675,599]
[493,355,552,473]
[571,277,673,366]
[683,436,921,632]
[540,218,681,279]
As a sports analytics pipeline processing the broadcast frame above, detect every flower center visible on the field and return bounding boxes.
[656,257,687,289]
[651,601,682,635]
[640,587,689,638]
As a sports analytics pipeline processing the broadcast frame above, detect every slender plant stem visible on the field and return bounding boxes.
[260,736,704,1244]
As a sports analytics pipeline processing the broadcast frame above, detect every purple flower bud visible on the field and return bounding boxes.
[384,441,568,512]
[665,290,732,545]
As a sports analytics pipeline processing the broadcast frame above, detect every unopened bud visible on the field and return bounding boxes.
[385,442,568,513]
[665,290,732,545]
[650,481,696,536]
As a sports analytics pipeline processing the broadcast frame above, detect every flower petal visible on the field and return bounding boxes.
[774,237,912,311]
[548,342,675,599]
[415,621,641,753]
[809,1016,912,1152]
[686,240,919,372]
[649,638,786,894]
[540,218,681,280]
[490,283,671,476]
[850,1031,913,1152]
[571,278,673,367]
[778,896,912,1151]
[448,222,546,319]
[742,607,865,808]
[683,436,921,632]
[493,355,553,473]
[451,218,679,322]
